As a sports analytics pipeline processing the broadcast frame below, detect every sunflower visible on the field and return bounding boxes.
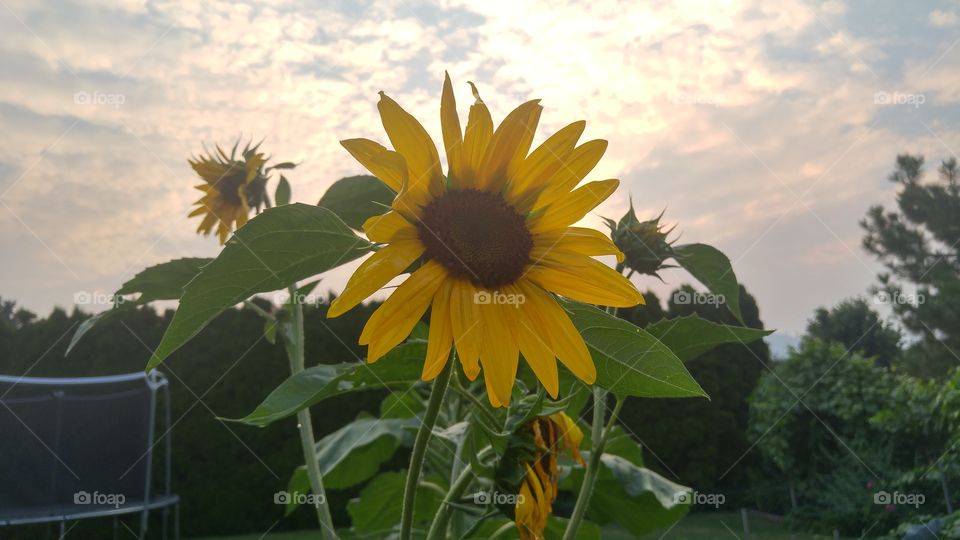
[328,73,644,406]
[188,142,267,244]
[515,413,585,540]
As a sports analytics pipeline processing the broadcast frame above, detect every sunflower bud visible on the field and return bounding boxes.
[604,201,677,278]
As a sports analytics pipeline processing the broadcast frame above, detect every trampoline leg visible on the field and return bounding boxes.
[140,509,149,539]
[175,502,181,540]
[163,507,169,540]
[113,516,119,540]
[59,520,65,539]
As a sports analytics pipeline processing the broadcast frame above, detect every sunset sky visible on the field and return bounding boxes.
[2,0,959,344]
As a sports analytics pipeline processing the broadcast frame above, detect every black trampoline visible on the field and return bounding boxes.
[0,371,180,539]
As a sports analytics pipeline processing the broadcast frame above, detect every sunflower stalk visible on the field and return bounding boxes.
[562,393,625,540]
[284,286,337,540]
[399,352,454,540]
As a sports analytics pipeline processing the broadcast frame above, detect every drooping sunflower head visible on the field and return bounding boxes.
[514,412,585,540]
[329,73,644,406]
[188,141,268,244]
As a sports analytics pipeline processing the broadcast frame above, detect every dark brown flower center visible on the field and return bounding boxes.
[216,166,248,206]
[416,188,533,289]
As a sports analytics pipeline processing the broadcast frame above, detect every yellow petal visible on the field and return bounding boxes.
[529,179,619,233]
[422,280,454,380]
[362,211,415,243]
[377,92,444,198]
[327,234,424,318]
[360,261,447,362]
[549,412,585,465]
[507,121,585,210]
[340,138,405,192]
[217,220,229,244]
[534,139,608,209]
[515,479,538,540]
[450,280,482,380]
[479,299,519,407]
[245,153,265,182]
[369,150,431,219]
[460,82,493,188]
[533,227,625,263]
[196,212,216,235]
[513,287,560,399]
[440,72,463,183]
[478,100,542,192]
[516,280,596,384]
[526,250,644,307]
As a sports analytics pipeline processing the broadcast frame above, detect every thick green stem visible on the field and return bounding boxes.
[399,355,454,540]
[286,288,337,540]
[562,393,625,540]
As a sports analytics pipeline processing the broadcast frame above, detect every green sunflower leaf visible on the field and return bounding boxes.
[66,257,213,356]
[317,175,396,230]
[284,416,418,514]
[146,203,372,371]
[116,257,213,304]
[644,314,772,362]
[269,161,297,171]
[672,243,743,323]
[563,455,691,537]
[230,341,426,427]
[274,175,291,206]
[347,471,441,534]
[563,301,707,399]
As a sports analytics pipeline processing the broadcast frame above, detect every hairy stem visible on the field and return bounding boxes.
[562,393,625,540]
[399,354,454,540]
[286,287,337,540]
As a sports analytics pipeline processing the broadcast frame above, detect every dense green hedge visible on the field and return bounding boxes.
[0,295,384,538]
[616,285,771,507]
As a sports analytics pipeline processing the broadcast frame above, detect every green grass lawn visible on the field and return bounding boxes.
[190,512,850,540]
[640,512,848,539]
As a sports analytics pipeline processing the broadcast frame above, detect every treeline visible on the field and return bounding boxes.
[0,282,773,537]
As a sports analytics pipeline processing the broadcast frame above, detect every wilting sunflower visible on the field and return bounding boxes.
[188,142,268,244]
[328,73,643,406]
[515,413,585,540]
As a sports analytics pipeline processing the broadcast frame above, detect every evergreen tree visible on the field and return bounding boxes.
[862,155,960,377]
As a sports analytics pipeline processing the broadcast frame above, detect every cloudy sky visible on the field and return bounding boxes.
[1,0,958,342]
